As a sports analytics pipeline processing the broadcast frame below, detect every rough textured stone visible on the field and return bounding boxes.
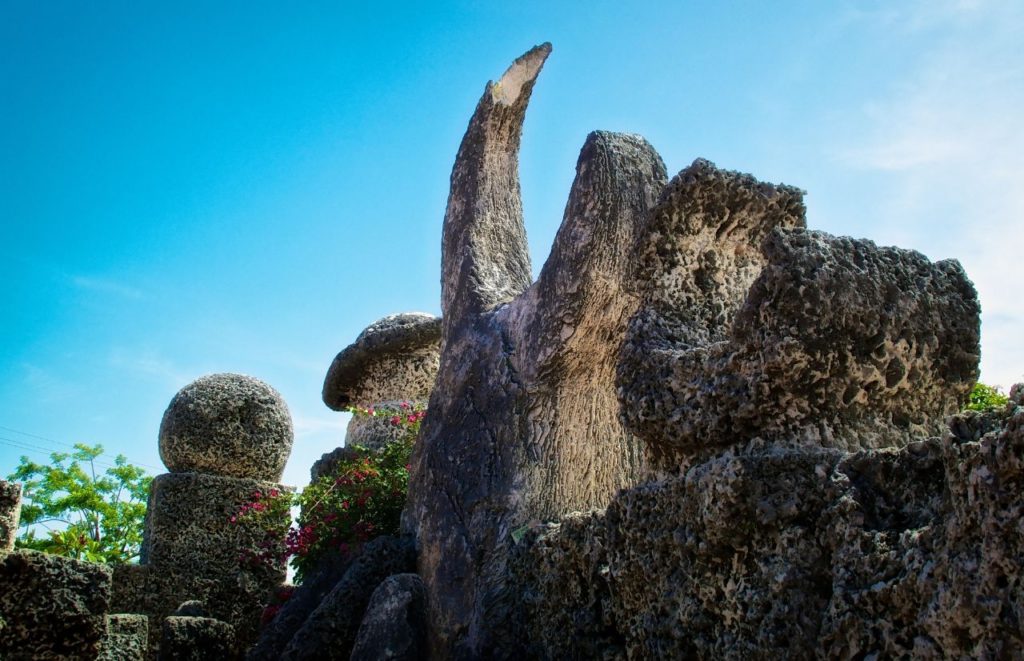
[322,312,441,410]
[159,373,293,480]
[619,202,980,463]
[246,551,355,661]
[98,614,150,661]
[0,549,113,659]
[0,479,20,552]
[350,573,428,661]
[322,313,440,452]
[129,471,288,656]
[506,391,1024,658]
[280,535,416,661]
[160,616,236,660]
[408,44,670,657]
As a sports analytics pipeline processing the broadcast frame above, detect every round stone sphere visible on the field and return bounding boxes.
[159,373,293,480]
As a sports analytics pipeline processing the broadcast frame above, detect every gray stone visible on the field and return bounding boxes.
[98,613,149,661]
[618,187,980,463]
[506,391,1024,658]
[280,535,416,661]
[350,574,427,661]
[0,549,113,659]
[159,373,293,480]
[322,313,441,411]
[159,616,236,660]
[407,44,670,657]
[173,600,207,617]
[0,479,20,553]
[322,313,440,452]
[134,471,289,655]
[246,552,355,661]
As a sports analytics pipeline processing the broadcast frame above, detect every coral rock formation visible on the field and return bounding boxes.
[407,43,672,657]
[0,479,20,552]
[159,372,293,481]
[322,312,441,451]
[115,372,292,658]
[406,43,988,659]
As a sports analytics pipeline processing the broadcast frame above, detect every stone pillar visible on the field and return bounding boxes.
[322,313,441,452]
[114,373,294,658]
[0,479,21,553]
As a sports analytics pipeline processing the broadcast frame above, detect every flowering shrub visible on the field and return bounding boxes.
[232,487,292,571]
[231,402,424,584]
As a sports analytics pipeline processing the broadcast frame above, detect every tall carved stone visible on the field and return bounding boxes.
[406,44,668,657]
[114,373,293,658]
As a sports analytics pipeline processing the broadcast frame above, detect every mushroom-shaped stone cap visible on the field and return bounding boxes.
[322,313,442,410]
[159,373,293,480]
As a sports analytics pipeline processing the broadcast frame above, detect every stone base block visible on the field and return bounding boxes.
[0,550,112,659]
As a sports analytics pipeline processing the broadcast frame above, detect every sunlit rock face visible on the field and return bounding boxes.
[159,372,293,481]
[405,42,984,659]
[322,312,441,453]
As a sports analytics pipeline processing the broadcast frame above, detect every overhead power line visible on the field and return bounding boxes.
[0,425,162,472]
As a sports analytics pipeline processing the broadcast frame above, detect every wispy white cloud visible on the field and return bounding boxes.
[832,0,1024,388]
[291,411,348,439]
[108,347,194,388]
[70,275,145,300]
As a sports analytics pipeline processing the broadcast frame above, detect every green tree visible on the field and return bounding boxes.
[966,382,1009,412]
[7,443,152,564]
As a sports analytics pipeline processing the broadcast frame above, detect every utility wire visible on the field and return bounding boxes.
[0,425,162,472]
[0,436,124,471]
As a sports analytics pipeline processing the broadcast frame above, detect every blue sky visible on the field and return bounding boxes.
[2,1,1021,488]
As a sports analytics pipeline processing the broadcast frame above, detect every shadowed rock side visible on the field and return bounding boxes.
[508,391,1024,658]
[618,162,980,466]
[322,313,441,411]
[407,46,668,657]
[0,479,20,552]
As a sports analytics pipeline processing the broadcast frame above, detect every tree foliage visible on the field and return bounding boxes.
[966,382,1010,412]
[7,443,152,564]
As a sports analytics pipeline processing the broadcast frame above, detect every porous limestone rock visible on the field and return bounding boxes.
[506,391,1024,658]
[322,313,440,450]
[280,535,416,661]
[0,549,113,659]
[159,616,236,660]
[159,373,293,480]
[0,479,20,552]
[407,44,984,657]
[349,573,428,661]
[618,184,980,463]
[407,44,669,657]
[128,471,289,655]
[98,614,149,661]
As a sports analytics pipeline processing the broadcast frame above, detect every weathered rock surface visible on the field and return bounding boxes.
[160,615,236,660]
[350,573,428,661]
[407,44,670,657]
[507,392,1024,658]
[322,313,441,451]
[121,471,288,656]
[0,479,20,552]
[618,188,980,462]
[246,551,355,661]
[323,313,441,411]
[280,535,415,660]
[98,614,150,661]
[159,373,293,480]
[0,549,113,659]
